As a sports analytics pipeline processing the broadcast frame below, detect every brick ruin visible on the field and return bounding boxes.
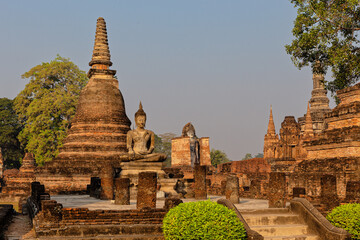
[1,16,359,238]
[209,158,271,199]
[171,122,211,168]
[26,182,176,239]
[262,72,360,211]
[204,71,360,213]
[0,153,36,211]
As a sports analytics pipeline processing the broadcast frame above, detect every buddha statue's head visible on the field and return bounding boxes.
[135,102,146,129]
[182,122,196,138]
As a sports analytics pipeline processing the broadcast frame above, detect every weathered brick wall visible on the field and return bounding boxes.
[199,137,211,166]
[229,158,271,173]
[61,208,166,225]
[306,143,360,160]
[171,137,211,167]
[35,174,90,194]
[208,158,270,198]
[171,137,191,167]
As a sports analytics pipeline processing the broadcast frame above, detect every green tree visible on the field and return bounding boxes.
[210,148,230,167]
[242,153,253,160]
[14,55,88,166]
[0,98,23,169]
[255,153,264,158]
[154,132,176,167]
[286,0,360,95]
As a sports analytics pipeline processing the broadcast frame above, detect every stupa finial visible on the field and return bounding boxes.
[89,17,112,67]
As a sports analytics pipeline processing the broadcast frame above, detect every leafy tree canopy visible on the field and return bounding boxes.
[210,148,230,167]
[154,132,176,167]
[286,0,360,95]
[0,98,23,169]
[242,153,253,160]
[14,55,88,166]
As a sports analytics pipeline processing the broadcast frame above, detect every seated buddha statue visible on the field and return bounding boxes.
[126,102,166,162]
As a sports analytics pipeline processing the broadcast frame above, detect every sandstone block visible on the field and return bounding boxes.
[137,172,157,209]
[114,178,130,205]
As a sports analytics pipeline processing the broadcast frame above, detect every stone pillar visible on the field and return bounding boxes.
[115,178,130,205]
[194,164,207,199]
[137,172,157,209]
[100,164,114,200]
[268,172,286,208]
[225,175,240,204]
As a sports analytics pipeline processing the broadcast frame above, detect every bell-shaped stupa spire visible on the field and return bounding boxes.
[89,17,112,68]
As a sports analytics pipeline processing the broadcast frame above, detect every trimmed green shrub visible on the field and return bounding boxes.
[162,200,246,240]
[326,203,360,239]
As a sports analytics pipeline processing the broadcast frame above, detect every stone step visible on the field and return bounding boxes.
[240,208,290,215]
[37,234,165,240]
[36,224,163,238]
[242,213,303,226]
[251,224,310,236]
[263,235,320,240]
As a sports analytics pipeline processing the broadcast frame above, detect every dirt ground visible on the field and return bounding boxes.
[3,213,34,240]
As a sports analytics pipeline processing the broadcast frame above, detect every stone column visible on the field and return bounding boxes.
[115,178,130,205]
[194,164,207,199]
[137,172,157,209]
[268,172,286,208]
[225,175,240,204]
[100,164,114,200]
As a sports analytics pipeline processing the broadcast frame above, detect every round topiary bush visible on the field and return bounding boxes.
[326,203,360,239]
[162,200,246,240]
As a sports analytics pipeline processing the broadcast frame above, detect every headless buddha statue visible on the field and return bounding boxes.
[126,102,166,162]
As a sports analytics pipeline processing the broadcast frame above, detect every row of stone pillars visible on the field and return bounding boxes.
[100,169,158,209]
[100,165,241,207]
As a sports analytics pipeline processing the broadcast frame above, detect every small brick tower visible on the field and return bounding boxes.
[263,106,279,160]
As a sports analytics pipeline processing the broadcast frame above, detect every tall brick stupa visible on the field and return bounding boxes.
[36,18,131,193]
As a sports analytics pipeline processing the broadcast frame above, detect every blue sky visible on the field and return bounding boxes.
[0,1,334,160]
